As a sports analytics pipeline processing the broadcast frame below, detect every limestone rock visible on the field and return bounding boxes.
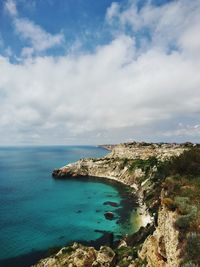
[139,235,167,267]
[92,246,115,266]
[33,244,97,267]
[138,205,181,267]
[44,142,191,267]
[33,244,116,267]
[52,143,187,190]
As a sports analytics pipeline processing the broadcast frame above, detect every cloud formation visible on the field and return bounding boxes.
[4,0,18,16]
[0,0,200,145]
[106,0,200,54]
[15,18,64,56]
[4,0,64,57]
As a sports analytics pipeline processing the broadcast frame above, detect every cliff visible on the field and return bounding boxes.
[33,243,116,267]
[52,142,187,187]
[139,201,181,267]
[33,142,200,267]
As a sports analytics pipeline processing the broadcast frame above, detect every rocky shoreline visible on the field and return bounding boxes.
[33,142,199,267]
[52,142,188,227]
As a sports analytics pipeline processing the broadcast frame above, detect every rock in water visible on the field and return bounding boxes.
[103,201,119,207]
[104,212,115,220]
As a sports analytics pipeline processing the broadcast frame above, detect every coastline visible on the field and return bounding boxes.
[97,145,114,151]
[76,174,152,228]
[57,175,143,232]
[34,142,194,267]
[54,171,153,229]
[0,176,138,267]
[52,142,189,229]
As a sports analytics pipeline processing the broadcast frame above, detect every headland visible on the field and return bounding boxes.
[33,142,200,267]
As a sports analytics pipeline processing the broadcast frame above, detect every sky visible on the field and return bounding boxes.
[0,0,200,145]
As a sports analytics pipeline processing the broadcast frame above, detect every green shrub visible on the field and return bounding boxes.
[155,148,200,180]
[168,148,200,176]
[174,197,190,215]
[181,262,198,267]
[176,216,191,229]
[162,176,181,195]
[119,158,129,169]
[175,206,197,230]
[128,157,158,175]
[184,232,200,265]
[174,197,197,230]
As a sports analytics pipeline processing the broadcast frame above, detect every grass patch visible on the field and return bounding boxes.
[128,157,158,175]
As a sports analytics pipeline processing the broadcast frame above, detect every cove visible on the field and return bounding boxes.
[0,146,139,267]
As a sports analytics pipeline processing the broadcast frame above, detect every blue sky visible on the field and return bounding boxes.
[0,0,123,57]
[0,0,200,145]
[0,0,173,58]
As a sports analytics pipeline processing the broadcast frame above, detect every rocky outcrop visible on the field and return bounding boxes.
[33,243,116,267]
[107,142,187,161]
[139,205,180,267]
[34,142,197,267]
[52,142,188,186]
[52,142,188,231]
[52,157,144,187]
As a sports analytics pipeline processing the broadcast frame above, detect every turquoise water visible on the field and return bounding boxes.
[0,146,136,267]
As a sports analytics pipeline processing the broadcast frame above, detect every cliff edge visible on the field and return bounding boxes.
[33,142,200,267]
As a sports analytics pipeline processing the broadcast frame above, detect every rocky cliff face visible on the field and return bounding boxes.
[34,243,116,267]
[33,142,197,267]
[52,142,187,187]
[139,204,180,267]
[108,142,186,161]
[53,156,144,188]
[32,205,181,267]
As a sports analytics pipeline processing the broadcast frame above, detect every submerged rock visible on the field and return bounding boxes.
[104,212,115,220]
[47,142,196,267]
[103,201,119,207]
[76,210,82,213]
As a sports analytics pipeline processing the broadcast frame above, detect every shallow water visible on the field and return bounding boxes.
[0,146,138,266]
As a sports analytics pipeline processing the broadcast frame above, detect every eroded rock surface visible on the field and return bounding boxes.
[52,143,188,188]
[139,205,180,267]
[33,243,115,267]
[108,142,186,161]
[35,142,198,267]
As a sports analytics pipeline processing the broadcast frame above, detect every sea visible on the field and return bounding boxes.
[0,146,138,267]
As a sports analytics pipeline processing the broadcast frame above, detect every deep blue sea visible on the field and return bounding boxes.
[0,146,137,267]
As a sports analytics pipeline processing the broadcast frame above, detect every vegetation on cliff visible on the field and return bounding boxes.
[35,143,200,267]
[113,146,200,266]
[161,148,200,266]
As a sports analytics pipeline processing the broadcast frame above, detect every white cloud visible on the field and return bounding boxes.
[163,124,200,138]
[0,0,200,144]
[14,18,64,55]
[106,2,120,22]
[107,0,200,54]
[4,0,18,16]
[179,23,200,53]
[0,33,200,144]
[4,0,64,56]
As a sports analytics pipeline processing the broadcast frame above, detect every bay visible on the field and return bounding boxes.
[0,146,138,267]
